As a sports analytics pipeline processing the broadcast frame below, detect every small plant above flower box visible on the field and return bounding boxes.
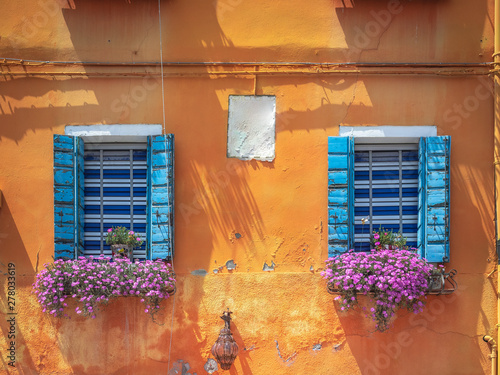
[371,228,407,251]
[322,229,457,332]
[33,256,176,319]
[106,226,144,260]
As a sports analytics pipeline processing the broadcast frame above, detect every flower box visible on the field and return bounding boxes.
[322,249,457,332]
[33,256,176,319]
[426,268,457,295]
[326,268,457,296]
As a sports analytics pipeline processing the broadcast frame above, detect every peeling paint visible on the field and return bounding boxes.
[203,358,218,374]
[270,237,285,259]
[191,269,208,276]
[212,259,236,273]
[333,342,344,352]
[263,261,275,271]
[275,340,297,365]
[168,360,196,375]
[312,344,322,351]
[235,232,242,239]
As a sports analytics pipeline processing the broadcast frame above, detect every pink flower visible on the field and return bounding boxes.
[129,231,134,235]
[373,234,380,240]
[375,242,380,246]
[137,237,141,241]
[107,228,112,232]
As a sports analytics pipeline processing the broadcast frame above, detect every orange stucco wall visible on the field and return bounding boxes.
[0,1,498,374]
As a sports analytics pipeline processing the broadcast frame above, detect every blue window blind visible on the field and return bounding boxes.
[327,136,451,262]
[53,134,175,260]
[83,143,148,258]
[353,143,419,252]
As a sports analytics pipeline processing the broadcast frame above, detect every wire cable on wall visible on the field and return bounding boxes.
[157,1,176,373]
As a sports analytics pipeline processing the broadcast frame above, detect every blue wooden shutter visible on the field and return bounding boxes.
[418,136,450,262]
[54,135,84,259]
[147,134,174,260]
[328,136,354,256]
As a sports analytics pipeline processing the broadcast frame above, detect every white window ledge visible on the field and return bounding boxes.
[65,124,163,143]
[340,126,437,138]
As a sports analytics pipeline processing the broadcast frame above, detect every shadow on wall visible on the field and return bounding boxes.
[0,75,358,143]
[0,70,494,369]
[180,159,264,257]
[449,161,495,269]
[62,0,235,62]
[335,0,489,62]
[230,321,253,375]
[55,297,180,375]
[337,285,488,375]
[0,0,493,373]
[0,72,494,372]
[0,199,37,373]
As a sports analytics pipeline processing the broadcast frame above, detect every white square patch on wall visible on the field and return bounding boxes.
[227,95,276,162]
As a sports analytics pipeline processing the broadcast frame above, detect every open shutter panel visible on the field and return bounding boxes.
[328,136,354,256]
[417,138,426,258]
[147,134,174,260]
[54,135,84,259]
[418,136,450,262]
[76,137,85,256]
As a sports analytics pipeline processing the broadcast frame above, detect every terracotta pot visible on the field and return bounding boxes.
[164,284,176,296]
[381,245,398,250]
[110,244,133,260]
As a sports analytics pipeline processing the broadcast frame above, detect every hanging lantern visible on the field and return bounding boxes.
[211,309,239,370]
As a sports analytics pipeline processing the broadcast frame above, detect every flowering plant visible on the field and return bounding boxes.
[322,249,434,332]
[106,226,144,248]
[32,256,176,319]
[371,228,407,250]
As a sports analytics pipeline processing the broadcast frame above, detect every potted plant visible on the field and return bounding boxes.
[371,228,408,250]
[106,226,144,260]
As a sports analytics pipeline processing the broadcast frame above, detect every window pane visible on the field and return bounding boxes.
[353,144,418,251]
[83,143,147,259]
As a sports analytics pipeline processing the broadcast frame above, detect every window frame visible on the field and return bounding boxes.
[352,139,419,252]
[82,141,149,258]
[53,126,174,261]
[328,132,450,263]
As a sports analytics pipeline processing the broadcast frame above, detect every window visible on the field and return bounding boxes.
[328,135,450,262]
[83,142,148,258]
[53,133,174,260]
[353,141,419,252]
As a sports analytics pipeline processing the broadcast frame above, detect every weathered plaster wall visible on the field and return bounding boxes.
[0,0,497,374]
